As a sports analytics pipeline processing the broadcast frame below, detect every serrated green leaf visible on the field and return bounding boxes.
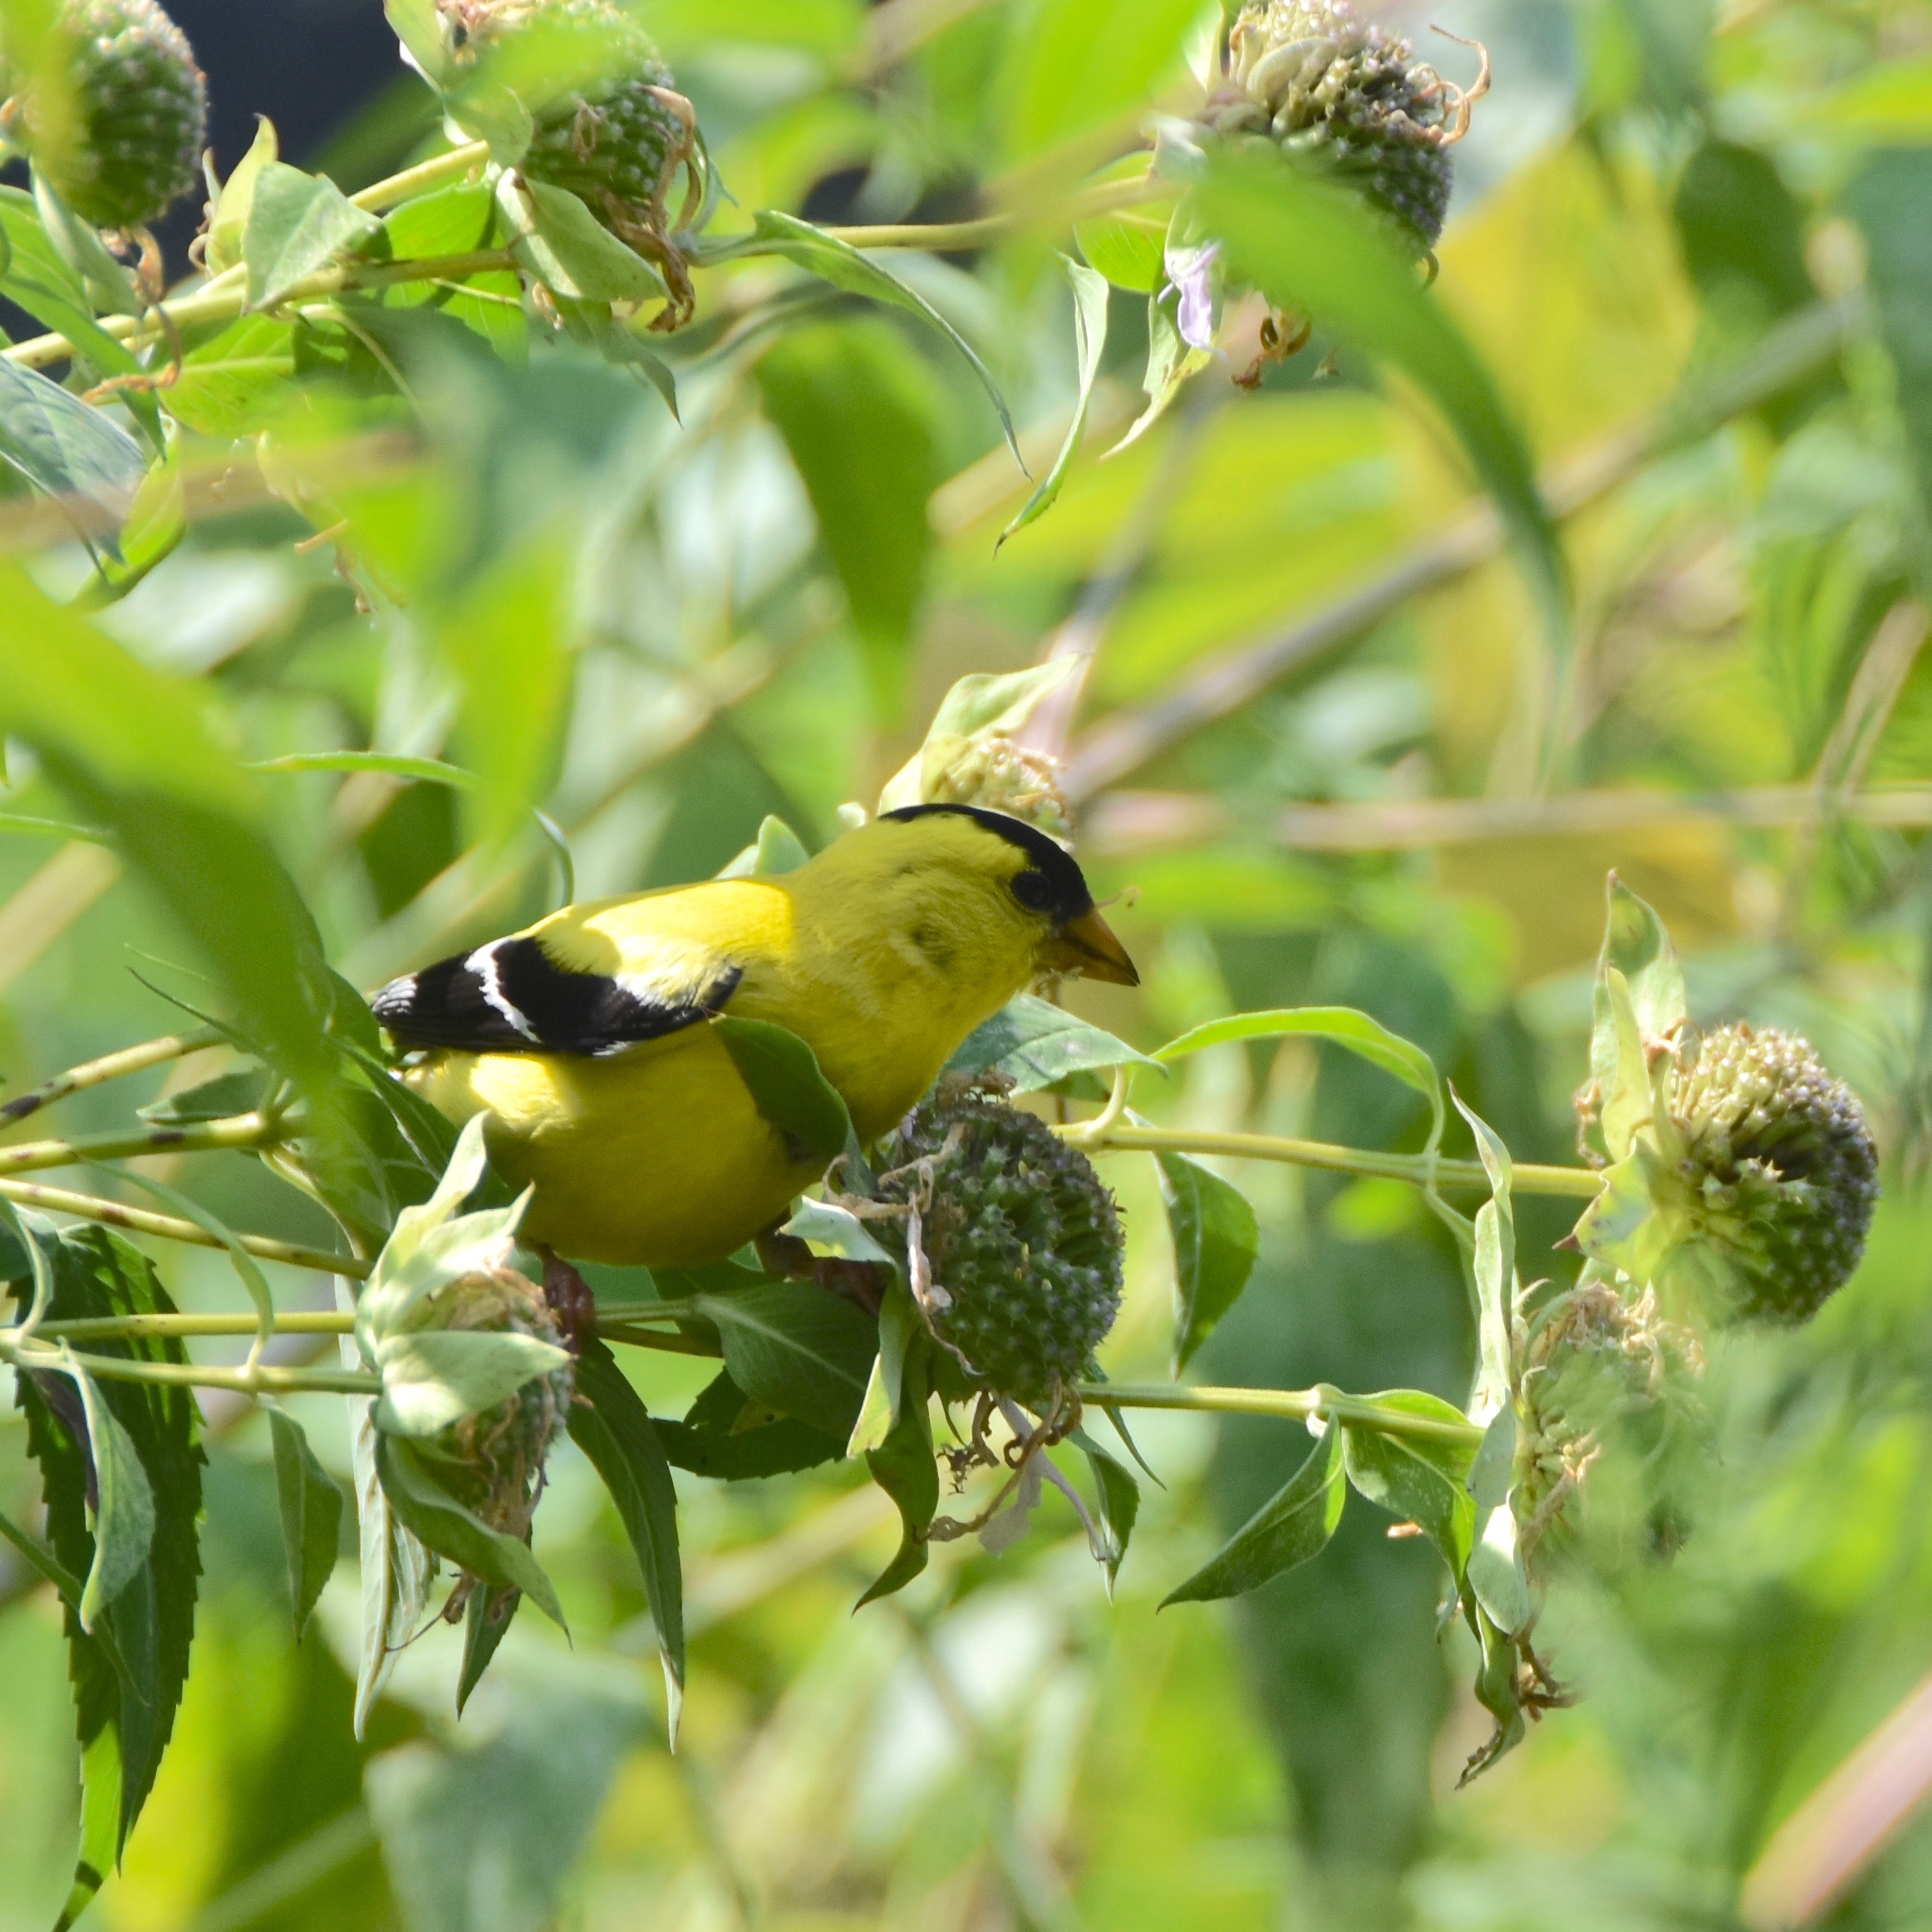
[1158,1151,1260,1372]
[268,1408,343,1640]
[1162,1419,1345,1605]
[376,1434,565,1630]
[569,1340,684,1742]
[999,257,1109,548]
[10,1229,204,1876]
[946,993,1159,1092]
[244,160,382,310]
[696,1282,876,1442]
[713,1015,853,1163]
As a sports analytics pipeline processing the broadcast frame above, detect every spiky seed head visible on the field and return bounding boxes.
[436,0,695,255]
[415,1266,574,1538]
[878,1084,1123,1409]
[1199,0,1460,252]
[923,738,1074,843]
[1660,1025,1879,1325]
[1519,1282,1705,1565]
[0,0,206,229]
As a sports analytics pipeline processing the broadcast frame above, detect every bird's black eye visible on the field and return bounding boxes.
[1011,869,1054,913]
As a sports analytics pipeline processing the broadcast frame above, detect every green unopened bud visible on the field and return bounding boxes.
[413,1266,574,1539]
[1662,1025,1879,1326]
[878,1083,1123,1410]
[1199,0,1476,252]
[1,0,207,230]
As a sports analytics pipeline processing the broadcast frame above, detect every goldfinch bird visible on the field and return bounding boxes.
[371,804,1137,1268]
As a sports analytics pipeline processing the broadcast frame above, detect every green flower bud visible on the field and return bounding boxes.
[1659,1025,1879,1326]
[878,1084,1123,1410]
[1199,0,1475,252]
[1519,1283,1704,1565]
[439,0,699,304]
[1,0,207,230]
[411,1265,574,1539]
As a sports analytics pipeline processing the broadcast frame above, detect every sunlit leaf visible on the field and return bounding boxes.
[206,116,278,277]
[695,1282,876,1441]
[1158,1150,1260,1372]
[1163,1418,1345,1605]
[1340,1393,1477,1580]
[243,160,382,310]
[947,993,1159,1092]
[499,171,666,303]
[1000,257,1110,548]
[0,356,145,540]
[714,1015,853,1163]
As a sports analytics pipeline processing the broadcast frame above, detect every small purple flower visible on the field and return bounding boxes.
[1165,239,1221,350]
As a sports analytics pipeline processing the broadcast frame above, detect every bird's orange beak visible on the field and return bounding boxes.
[1041,907,1139,986]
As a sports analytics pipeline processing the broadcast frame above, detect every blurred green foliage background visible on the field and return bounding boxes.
[5,0,1932,1927]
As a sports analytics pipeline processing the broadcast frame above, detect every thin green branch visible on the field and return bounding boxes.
[1083,1381,1484,1448]
[32,1310,354,1342]
[4,249,518,371]
[0,1110,283,1177]
[0,1027,223,1128]
[818,172,1157,253]
[1058,1121,1601,1198]
[348,138,491,213]
[1,1337,378,1398]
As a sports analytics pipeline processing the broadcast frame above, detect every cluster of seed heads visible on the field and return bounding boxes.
[1665,1024,1880,1325]
[925,738,1074,843]
[0,0,206,231]
[435,0,701,319]
[878,1084,1123,1411]
[1199,0,1482,250]
[415,1266,574,1541]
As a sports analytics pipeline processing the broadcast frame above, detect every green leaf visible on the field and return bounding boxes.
[457,1583,522,1717]
[67,1362,154,1633]
[80,431,186,602]
[376,1434,566,1630]
[695,1281,877,1442]
[946,993,1160,1092]
[10,1228,204,1877]
[32,170,141,316]
[1453,1092,1517,1419]
[876,659,1084,812]
[999,257,1109,548]
[715,814,812,878]
[1111,284,1210,453]
[848,1276,920,1458]
[998,0,1202,160]
[782,1197,896,1266]
[0,184,91,313]
[0,356,145,538]
[569,1340,685,1742]
[268,1408,344,1641]
[243,160,382,310]
[1340,1393,1477,1580]
[1162,1418,1345,1605]
[1589,875,1688,1102]
[1158,1151,1260,1372]
[1193,144,1566,654]
[1074,158,1171,292]
[858,1340,937,1606]
[372,1329,570,1438]
[348,1382,436,1738]
[499,172,666,303]
[733,210,1020,462]
[756,317,941,712]
[137,1069,270,1124]
[1467,1487,1532,1637]
[713,1015,853,1163]
[653,1411,845,1481]
[1157,1005,1446,1154]
[206,116,278,276]
[1074,1429,1140,1590]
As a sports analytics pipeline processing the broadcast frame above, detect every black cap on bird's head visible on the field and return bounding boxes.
[881,803,1138,986]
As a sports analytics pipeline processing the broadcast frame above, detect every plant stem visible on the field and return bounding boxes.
[0,1178,367,1276]
[597,1325,725,1359]
[818,173,1158,253]
[1083,1381,1483,1449]
[0,1027,224,1128]
[1059,1121,1601,1197]
[348,138,491,213]
[1,1337,378,1398]
[0,1111,282,1177]
[33,1310,354,1342]
[4,250,519,371]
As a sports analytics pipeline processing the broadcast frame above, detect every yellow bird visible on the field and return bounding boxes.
[371,804,1138,1269]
